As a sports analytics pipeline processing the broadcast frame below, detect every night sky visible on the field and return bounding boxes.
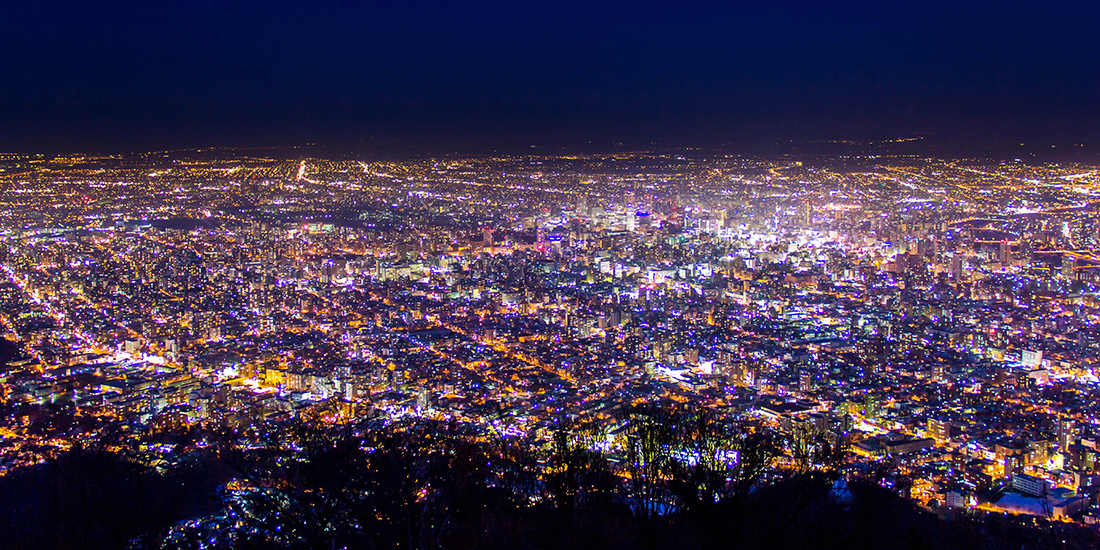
[1,0,1098,155]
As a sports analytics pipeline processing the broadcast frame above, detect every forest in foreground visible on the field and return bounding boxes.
[0,405,1097,550]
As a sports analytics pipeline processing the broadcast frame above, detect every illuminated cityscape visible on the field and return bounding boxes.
[3,0,1100,548]
[0,147,1100,547]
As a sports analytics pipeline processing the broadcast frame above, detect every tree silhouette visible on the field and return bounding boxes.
[122,407,1100,550]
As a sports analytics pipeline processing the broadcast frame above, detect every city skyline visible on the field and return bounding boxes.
[3,148,1100,547]
[6,2,1100,548]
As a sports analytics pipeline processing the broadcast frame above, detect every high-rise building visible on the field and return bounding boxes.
[1058,418,1077,450]
[1063,256,1076,281]
[948,256,964,280]
[999,240,1012,264]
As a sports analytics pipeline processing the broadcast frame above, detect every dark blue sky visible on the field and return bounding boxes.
[1,0,1098,154]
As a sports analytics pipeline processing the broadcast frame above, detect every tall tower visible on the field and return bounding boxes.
[799,201,812,227]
